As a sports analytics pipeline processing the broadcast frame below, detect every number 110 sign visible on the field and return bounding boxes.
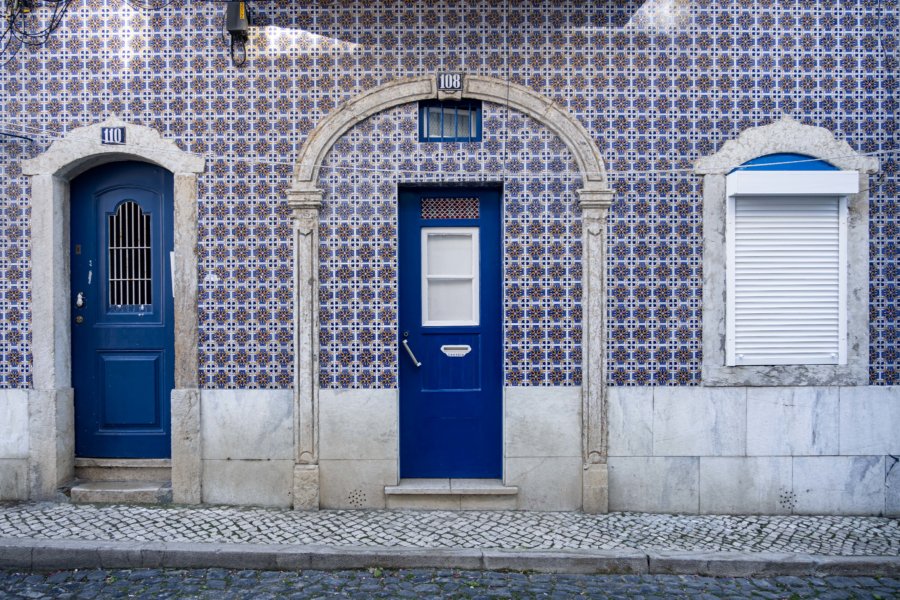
[437,73,463,92]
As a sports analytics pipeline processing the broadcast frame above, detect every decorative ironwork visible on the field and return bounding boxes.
[108,201,152,307]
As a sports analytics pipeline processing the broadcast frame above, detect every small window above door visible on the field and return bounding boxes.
[419,100,482,142]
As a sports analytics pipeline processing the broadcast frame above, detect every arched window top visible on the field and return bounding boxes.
[732,153,839,173]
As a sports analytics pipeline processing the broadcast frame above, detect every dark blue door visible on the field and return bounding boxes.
[398,187,502,478]
[70,162,174,458]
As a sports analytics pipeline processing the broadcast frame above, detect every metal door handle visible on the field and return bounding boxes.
[75,292,85,309]
[402,339,422,367]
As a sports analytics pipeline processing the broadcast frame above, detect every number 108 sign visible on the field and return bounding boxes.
[437,73,463,91]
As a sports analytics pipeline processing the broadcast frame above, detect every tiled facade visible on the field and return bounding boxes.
[1,0,897,390]
[319,103,582,388]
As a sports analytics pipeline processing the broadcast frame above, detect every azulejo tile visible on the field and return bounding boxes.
[0,0,895,389]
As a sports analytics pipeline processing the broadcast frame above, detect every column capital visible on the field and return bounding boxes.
[287,188,324,216]
[577,188,614,214]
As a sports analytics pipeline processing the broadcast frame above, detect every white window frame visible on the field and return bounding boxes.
[421,227,480,327]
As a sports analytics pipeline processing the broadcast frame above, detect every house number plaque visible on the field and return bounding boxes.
[101,127,126,145]
[437,73,463,92]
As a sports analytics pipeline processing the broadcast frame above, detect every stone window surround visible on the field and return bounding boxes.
[21,118,205,502]
[287,75,615,512]
[695,116,879,387]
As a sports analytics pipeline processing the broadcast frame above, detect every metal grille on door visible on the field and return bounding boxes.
[108,200,152,306]
[421,197,480,220]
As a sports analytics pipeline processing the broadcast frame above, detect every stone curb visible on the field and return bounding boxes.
[1,539,898,577]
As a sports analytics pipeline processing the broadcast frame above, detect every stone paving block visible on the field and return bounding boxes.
[0,540,31,569]
[648,552,818,577]
[482,549,648,575]
[811,556,900,577]
[307,546,484,571]
[31,540,102,570]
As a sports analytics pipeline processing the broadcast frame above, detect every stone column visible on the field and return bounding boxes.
[578,188,614,513]
[288,188,323,510]
[171,173,202,504]
[27,173,75,500]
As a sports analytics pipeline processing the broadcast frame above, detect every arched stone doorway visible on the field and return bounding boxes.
[22,118,205,503]
[287,76,613,512]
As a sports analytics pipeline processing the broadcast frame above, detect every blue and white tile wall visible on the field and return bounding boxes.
[0,0,896,389]
[318,103,582,388]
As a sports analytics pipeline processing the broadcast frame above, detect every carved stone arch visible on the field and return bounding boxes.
[21,117,205,503]
[289,75,609,194]
[286,76,613,513]
[695,115,880,175]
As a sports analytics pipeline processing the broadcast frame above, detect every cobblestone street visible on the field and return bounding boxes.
[1,568,899,599]
[1,503,898,556]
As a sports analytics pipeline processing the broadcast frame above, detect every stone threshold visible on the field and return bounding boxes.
[385,478,518,496]
[69,481,173,505]
[74,458,172,468]
[74,458,172,483]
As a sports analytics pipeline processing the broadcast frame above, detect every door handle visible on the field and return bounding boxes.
[75,292,85,309]
[401,339,422,367]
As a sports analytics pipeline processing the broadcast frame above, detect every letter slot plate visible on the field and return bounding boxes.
[440,344,471,358]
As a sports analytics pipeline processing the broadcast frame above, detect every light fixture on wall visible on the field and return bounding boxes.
[225,1,252,67]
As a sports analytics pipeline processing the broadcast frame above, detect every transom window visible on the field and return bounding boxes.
[419,100,482,142]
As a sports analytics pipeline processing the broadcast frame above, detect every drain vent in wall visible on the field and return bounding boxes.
[779,489,797,511]
[347,489,367,508]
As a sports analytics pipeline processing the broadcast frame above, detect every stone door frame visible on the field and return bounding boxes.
[287,75,614,512]
[22,118,205,503]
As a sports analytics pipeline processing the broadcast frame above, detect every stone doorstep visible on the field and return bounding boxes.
[68,481,173,505]
[74,458,172,483]
[384,478,519,508]
[384,478,518,496]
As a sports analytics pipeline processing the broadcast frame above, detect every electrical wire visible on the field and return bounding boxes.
[2,119,898,182]
[1,0,75,65]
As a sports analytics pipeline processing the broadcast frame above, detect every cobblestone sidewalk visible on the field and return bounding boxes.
[1,502,898,556]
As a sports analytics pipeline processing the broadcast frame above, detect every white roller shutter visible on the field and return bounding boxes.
[726,195,847,366]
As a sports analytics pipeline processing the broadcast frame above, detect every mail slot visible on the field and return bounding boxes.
[440,344,471,357]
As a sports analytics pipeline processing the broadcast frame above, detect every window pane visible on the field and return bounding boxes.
[427,233,473,276]
[419,101,482,142]
[427,108,441,138]
[427,279,474,323]
[457,109,471,138]
[442,108,457,137]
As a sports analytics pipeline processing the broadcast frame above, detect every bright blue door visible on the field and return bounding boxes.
[398,187,502,478]
[70,162,174,458]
